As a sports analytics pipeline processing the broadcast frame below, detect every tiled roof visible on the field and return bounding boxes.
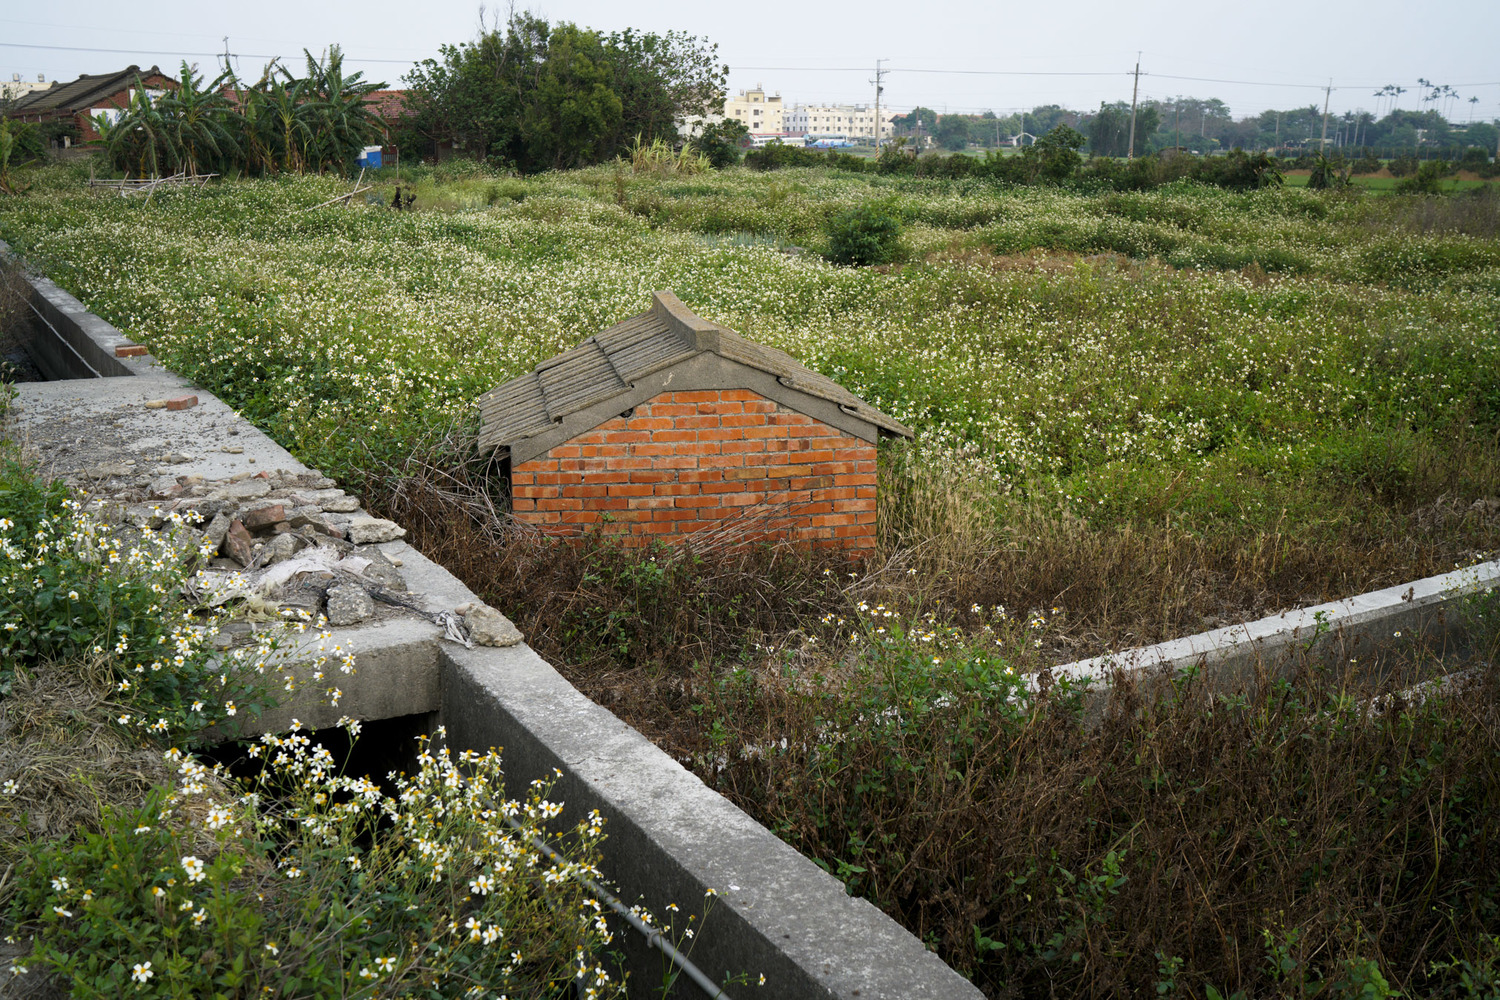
[8,66,168,114]
[477,292,911,455]
[363,89,412,120]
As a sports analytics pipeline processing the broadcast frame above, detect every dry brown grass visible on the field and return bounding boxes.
[0,660,169,892]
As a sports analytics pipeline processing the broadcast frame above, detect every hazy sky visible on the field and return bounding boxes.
[5,1,1499,123]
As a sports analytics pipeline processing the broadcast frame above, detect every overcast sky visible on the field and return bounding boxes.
[5,1,1499,123]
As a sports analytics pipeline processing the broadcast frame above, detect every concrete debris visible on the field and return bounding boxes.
[241,504,286,531]
[223,519,254,567]
[148,475,183,500]
[345,516,406,544]
[325,582,375,626]
[61,466,526,646]
[462,603,524,648]
[251,531,304,569]
[201,512,232,550]
[144,399,168,410]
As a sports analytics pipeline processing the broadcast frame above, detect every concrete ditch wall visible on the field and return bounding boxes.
[2,241,985,999]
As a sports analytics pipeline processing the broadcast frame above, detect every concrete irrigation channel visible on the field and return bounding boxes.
[3,239,1496,997]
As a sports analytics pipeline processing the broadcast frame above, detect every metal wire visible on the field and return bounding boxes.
[496,804,734,1000]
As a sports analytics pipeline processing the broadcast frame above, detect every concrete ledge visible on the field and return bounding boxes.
[1,237,168,380]
[1047,558,1500,695]
[440,642,983,1000]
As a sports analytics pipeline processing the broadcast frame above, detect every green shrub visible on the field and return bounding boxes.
[824,202,903,266]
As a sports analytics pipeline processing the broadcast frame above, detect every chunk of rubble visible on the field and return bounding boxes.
[461,603,524,647]
[345,516,405,544]
[223,519,254,566]
[325,582,375,626]
[252,531,305,569]
[241,504,286,531]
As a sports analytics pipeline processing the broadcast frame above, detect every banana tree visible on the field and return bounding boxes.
[156,62,240,177]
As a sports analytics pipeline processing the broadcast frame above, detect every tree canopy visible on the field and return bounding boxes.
[402,15,727,173]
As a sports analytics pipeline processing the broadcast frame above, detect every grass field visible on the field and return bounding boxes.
[3,161,1499,995]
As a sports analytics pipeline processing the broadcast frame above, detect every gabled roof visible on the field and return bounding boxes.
[8,66,169,114]
[477,291,912,460]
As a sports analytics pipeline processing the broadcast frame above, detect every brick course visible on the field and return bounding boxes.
[511,390,877,552]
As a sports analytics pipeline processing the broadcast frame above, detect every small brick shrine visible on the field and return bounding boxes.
[476,292,912,552]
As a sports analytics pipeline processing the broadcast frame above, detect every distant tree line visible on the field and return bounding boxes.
[94,49,384,177]
[889,98,1498,162]
[399,14,726,173]
[745,122,1499,190]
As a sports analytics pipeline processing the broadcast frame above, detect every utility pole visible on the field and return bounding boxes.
[1319,79,1332,150]
[1126,53,1142,161]
[871,59,886,152]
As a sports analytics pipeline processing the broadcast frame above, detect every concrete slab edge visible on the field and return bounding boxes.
[1044,558,1500,695]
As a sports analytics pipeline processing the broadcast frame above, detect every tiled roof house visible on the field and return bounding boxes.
[7,65,175,144]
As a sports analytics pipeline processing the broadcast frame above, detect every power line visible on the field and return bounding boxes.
[0,40,417,64]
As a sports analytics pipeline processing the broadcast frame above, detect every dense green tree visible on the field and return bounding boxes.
[933,114,971,151]
[1023,124,1086,181]
[891,107,938,139]
[691,118,748,168]
[404,15,726,173]
[1086,102,1159,157]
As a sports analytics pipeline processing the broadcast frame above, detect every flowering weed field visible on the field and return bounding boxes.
[2,163,1497,646]
[4,162,1500,996]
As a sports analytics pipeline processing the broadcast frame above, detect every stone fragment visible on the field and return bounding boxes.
[181,497,233,520]
[464,604,523,648]
[314,536,356,556]
[209,480,271,501]
[201,512,232,550]
[144,400,168,410]
[320,495,361,513]
[241,504,286,531]
[345,516,405,544]
[223,520,254,566]
[325,582,375,626]
[169,452,194,464]
[355,549,407,592]
[89,462,135,478]
[254,531,304,568]
[166,395,198,411]
[147,475,182,500]
[222,446,244,454]
[289,511,343,538]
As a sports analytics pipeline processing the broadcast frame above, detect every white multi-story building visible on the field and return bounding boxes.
[724,85,784,136]
[784,104,898,141]
[1,73,50,102]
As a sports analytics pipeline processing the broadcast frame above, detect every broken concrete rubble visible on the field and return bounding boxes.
[74,467,519,648]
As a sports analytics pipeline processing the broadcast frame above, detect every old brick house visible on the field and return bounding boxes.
[477,292,911,553]
[7,65,175,146]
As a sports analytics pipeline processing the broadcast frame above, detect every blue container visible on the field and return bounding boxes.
[357,146,383,168]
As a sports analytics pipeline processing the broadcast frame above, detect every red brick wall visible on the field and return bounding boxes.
[511,389,877,552]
